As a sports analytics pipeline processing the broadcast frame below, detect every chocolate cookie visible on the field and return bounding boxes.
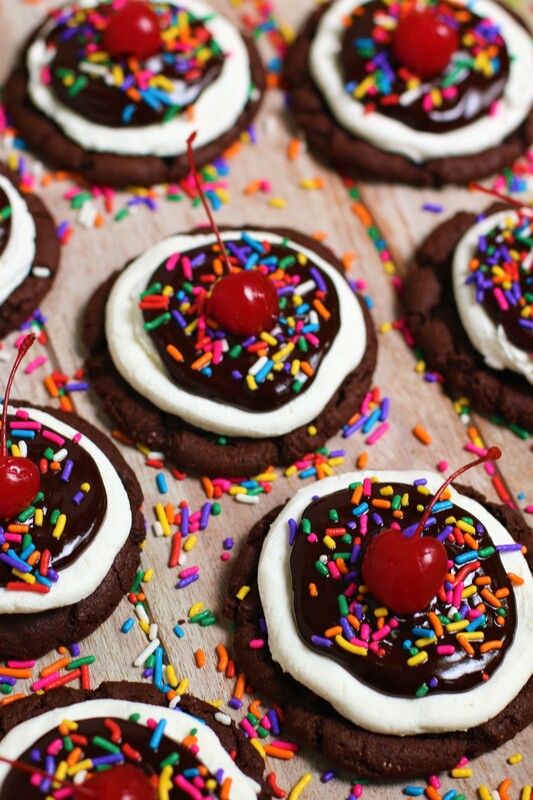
[4,1,265,188]
[403,202,533,431]
[284,1,533,187]
[0,403,144,660]
[224,479,533,779]
[0,682,271,799]
[0,164,59,339]
[82,226,378,477]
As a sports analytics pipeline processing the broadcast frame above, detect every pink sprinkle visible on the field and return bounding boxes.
[32,673,61,692]
[182,256,192,280]
[493,287,509,311]
[457,756,470,767]
[362,478,372,497]
[30,774,41,788]
[7,660,35,668]
[361,392,372,415]
[42,430,65,446]
[352,785,364,799]
[437,460,448,472]
[249,639,265,650]
[360,623,371,642]
[179,566,199,579]
[15,409,30,420]
[24,356,47,375]
[428,775,441,789]
[174,775,202,800]
[220,552,230,562]
[436,645,455,655]
[464,442,487,456]
[271,740,299,752]
[366,421,389,445]
[240,718,257,738]
[327,561,341,579]
[525,505,533,514]
[484,461,496,476]
[72,432,82,443]
[8,421,41,430]
[371,625,390,642]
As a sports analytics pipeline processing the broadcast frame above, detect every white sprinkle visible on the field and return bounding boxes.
[135,603,149,624]
[148,623,158,641]
[147,451,165,460]
[214,712,232,726]
[18,441,28,458]
[294,279,316,296]
[249,356,267,377]
[53,447,68,462]
[153,521,164,537]
[32,266,51,278]
[235,494,259,505]
[133,638,160,667]
[169,695,181,709]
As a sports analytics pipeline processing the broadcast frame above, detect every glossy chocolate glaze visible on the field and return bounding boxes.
[0,187,12,260]
[0,412,107,586]
[339,0,510,134]
[290,481,516,696]
[143,237,341,412]
[471,217,533,352]
[0,717,221,799]
[46,2,224,128]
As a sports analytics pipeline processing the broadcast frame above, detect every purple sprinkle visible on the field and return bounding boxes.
[288,518,298,546]
[311,635,333,648]
[61,459,74,483]
[496,543,523,552]
[199,502,211,530]
[422,203,444,213]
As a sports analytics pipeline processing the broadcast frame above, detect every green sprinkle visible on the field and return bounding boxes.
[144,312,171,331]
[211,502,221,516]
[314,560,329,577]
[67,655,96,670]
[140,283,162,299]
[92,736,121,754]
[478,546,496,558]
[415,683,429,697]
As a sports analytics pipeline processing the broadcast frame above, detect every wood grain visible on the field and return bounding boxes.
[0,1,531,797]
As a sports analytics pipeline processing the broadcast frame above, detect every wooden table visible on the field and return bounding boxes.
[0,1,531,797]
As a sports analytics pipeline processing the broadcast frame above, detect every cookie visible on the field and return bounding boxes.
[403,202,533,431]
[0,402,144,660]
[225,470,533,779]
[83,226,378,477]
[0,164,59,339]
[5,0,265,188]
[284,0,533,186]
[0,681,271,799]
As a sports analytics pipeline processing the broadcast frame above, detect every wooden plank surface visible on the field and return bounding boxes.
[0,1,531,798]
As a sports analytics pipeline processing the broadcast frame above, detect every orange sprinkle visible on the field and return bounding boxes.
[352,202,372,228]
[263,745,295,760]
[308,583,318,597]
[425,787,442,800]
[41,656,69,677]
[341,251,357,270]
[220,777,233,800]
[215,644,229,673]
[312,299,331,320]
[356,451,368,468]
[59,396,73,412]
[201,476,214,498]
[494,587,510,599]
[287,138,302,161]
[166,344,184,363]
[249,700,262,718]
[191,352,213,371]
[480,588,501,608]
[475,575,492,586]
[194,649,206,668]
[0,694,25,707]
[507,572,524,586]
[480,640,503,653]
[351,484,363,505]
[428,611,443,638]
[498,779,512,800]
[300,362,314,378]
[464,534,479,551]
[44,376,59,398]
[112,430,133,445]
[413,424,432,445]
[233,672,246,700]
[67,747,82,767]
[0,667,32,679]
[311,230,327,242]
[244,180,261,195]
[457,635,474,656]
[324,626,342,638]
[372,498,391,509]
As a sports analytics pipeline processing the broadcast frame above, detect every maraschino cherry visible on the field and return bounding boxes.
[72,764,156,800]
[104,1,161,60]
[0,335,41,519]
[186,132,279,337]
[362,447,502,615]
[393,7,458,80]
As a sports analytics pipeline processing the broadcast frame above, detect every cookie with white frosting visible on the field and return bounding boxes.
[284,0,533,186]
[82,226,377,476]
[0,165,59,339]
[0,682,271,799]
[403,202,533,430]
[0,403,144,660]
[225,470,533,778]
[5,0,265,188]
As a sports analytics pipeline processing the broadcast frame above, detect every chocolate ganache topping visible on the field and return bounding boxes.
[0,187,12,260]
[0,409,107,589]
[290,477,517,697]
[43,1,225,128]
[141,232,341,412]
[0,716,225,799]
[465,211,533,353]
[339,0,510,134]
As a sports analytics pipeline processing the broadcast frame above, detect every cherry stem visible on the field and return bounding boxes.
[186,131,232,274]
[0,753,95,797]
[469,182,533,215]
[414,447,502,537]
[1,334,36,459]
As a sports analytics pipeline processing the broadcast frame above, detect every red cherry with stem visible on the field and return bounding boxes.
[104,2,161,60]
[207,270,279,337]
[362,448,502,615]
[186,132,279,336]
[72,765,156,800]
[0,335,41,519]
[393,7,458,79]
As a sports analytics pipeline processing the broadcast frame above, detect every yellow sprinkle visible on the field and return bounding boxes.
[12,569,35,584]
[143,568,154,583]
[10,444,20,457]
[284,465,298,477]
[34,508,43,527]
[139,620,150,635]
[155,503,171,537]
[380,485,394,496]
[52,514,66,540]
[165,665,178,688]
[323,535,336,550]
[189,602,204,617]
[55,761,68,781]
[229,486,247,496]
[520,786,532,800]
[80,482,91,492]
[374,607,389,618]
[379,322,392,333]
[269,197,287,209]
[249,738,266,759]
[288,773,312,800]
[415,637,436,648]
[68,759,93,776]
[236,586,250,601]
[456,520,475,534]
[246,374,258,392]
[508,753,523,765]
[183,535,197,553]
[290,359,301,377]
[459,632,484,641]
[327,457,344,466]
[176,677,188,695]
[334,635,367,657]
[478,785,492,800]
[307,425,317,436]
[407,651,428,667]
[446,620,469,633]
[254,472,277,482]
[462,585,477,598]
[260,332,278,346]
[158,765,173,800]
[451,768,473,779]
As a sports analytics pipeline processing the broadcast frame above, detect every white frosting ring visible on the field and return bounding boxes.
[27,0,253,157]
[0,175,36,306]
[258,470,533,736]
[309,0,533,163]
[0,404,132,614]
[106,229,367,439]
[0,699,260,799]
[453,209,533,385]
